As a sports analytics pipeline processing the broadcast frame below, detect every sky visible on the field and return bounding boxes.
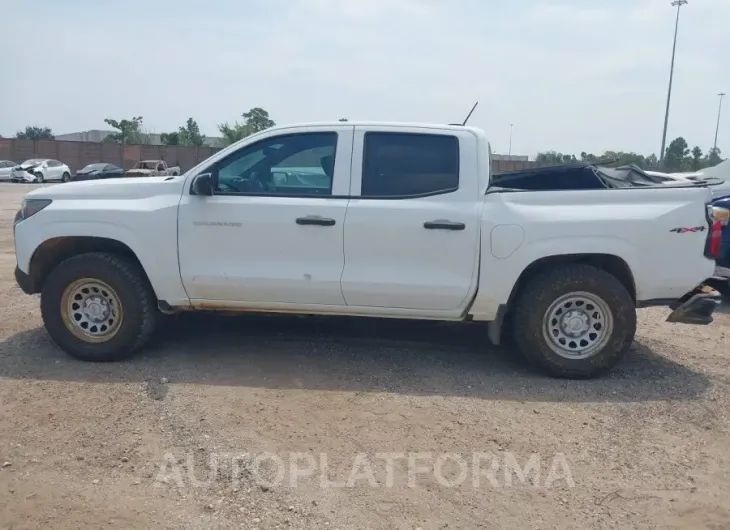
[1,0,729,158]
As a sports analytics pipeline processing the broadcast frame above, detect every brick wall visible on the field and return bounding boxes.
[0,139,220,174]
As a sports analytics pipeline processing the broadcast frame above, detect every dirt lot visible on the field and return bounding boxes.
[0,182,729,529]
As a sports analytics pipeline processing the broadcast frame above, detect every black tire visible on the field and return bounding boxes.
[511,264,636,379]
[62,172,70,183]
[41,252,158,362]
[35,172,44,183]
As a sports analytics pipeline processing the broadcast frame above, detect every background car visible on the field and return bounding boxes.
[647,159,730,198]
[73,163,124,181]
[0,160,17,182]
[10,159,71,183]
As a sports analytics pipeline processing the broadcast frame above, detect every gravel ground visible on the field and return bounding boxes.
[0,183,729,529]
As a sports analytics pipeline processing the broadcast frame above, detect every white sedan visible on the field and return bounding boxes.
[11,158,72,183]
[0,160,18,182]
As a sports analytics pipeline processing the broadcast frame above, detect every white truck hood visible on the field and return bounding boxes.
[25,176,184,201]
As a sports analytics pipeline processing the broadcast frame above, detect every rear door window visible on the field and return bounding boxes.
[361,132,459,197]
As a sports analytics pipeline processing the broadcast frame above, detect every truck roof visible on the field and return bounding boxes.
[266,121,486,135]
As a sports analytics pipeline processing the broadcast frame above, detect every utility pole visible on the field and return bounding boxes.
[508,124,514,156]
[659,0,688,168]
[713,92,726,154]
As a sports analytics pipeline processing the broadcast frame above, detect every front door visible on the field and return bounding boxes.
[177,126,354,306]
[341,126,481,312]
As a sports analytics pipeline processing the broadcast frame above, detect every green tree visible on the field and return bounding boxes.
[706,147,723,167]
[160,131,181,145]
[536,141,708,171]
[644,153,659,169]
[217,107,276,145]
[217,122,251,145]
[690,146,704,170]
[16,126,54,140]
[663,137,690,172]
[536,151,577,165]
[242,107,275,133]
[600,151,647,167]
[163,117,205,146]
[103,116,145,145]
[580,152,598,163]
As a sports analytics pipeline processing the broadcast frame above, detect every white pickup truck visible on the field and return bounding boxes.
[125,160,181,178]
[12,122,726,378]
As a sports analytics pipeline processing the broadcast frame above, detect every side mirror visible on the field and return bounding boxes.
[191,173,214,196]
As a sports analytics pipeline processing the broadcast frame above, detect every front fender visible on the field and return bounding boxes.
[17,221,141,274]
[14,214,189,306]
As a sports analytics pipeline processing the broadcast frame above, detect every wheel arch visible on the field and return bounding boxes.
[507,253,636,308]
[487,253,636,346]
[27,236,154,296]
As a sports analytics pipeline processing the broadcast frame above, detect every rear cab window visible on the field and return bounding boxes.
[360,132,460,197]
[349,125,482,199]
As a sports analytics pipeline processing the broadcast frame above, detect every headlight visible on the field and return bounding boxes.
[16,198,52,223]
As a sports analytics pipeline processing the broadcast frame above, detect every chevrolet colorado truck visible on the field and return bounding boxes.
[12,122,725,378]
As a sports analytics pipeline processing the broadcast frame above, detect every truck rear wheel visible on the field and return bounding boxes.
[511,264,636,378]
[40,252,158,362]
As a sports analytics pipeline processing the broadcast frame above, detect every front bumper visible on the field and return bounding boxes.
[666,284,722,325]
[14,266,38,295]
[10,171,37,183]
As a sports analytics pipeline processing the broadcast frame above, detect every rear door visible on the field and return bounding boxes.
[341,126,481,312]
[47,160,63,180]
[106,164,124,178]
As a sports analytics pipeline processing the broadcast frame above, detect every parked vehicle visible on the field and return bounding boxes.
[645,170,698,181]
[12,122,723,378]
[646,160,730,198]
[73,163,124,181]
[125,160,180,177]
[0,160,17,182]
[11,159,71,183]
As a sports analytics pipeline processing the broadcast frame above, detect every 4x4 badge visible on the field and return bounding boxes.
[669,226,706,233]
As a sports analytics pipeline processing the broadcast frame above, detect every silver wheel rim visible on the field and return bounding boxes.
[542,291,613,360]
[61,279,123,343]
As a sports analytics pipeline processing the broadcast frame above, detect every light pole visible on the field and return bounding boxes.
[713,92,726,154]
[508,124,514,156]
[659,0,688,168]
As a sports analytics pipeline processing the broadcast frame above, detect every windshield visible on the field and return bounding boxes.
[136,161,158,170]
[21,159,44,166]
[81,163,107,171]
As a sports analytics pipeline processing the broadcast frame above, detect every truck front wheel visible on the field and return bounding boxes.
[511,264,636,378]
[40,252,158,362]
